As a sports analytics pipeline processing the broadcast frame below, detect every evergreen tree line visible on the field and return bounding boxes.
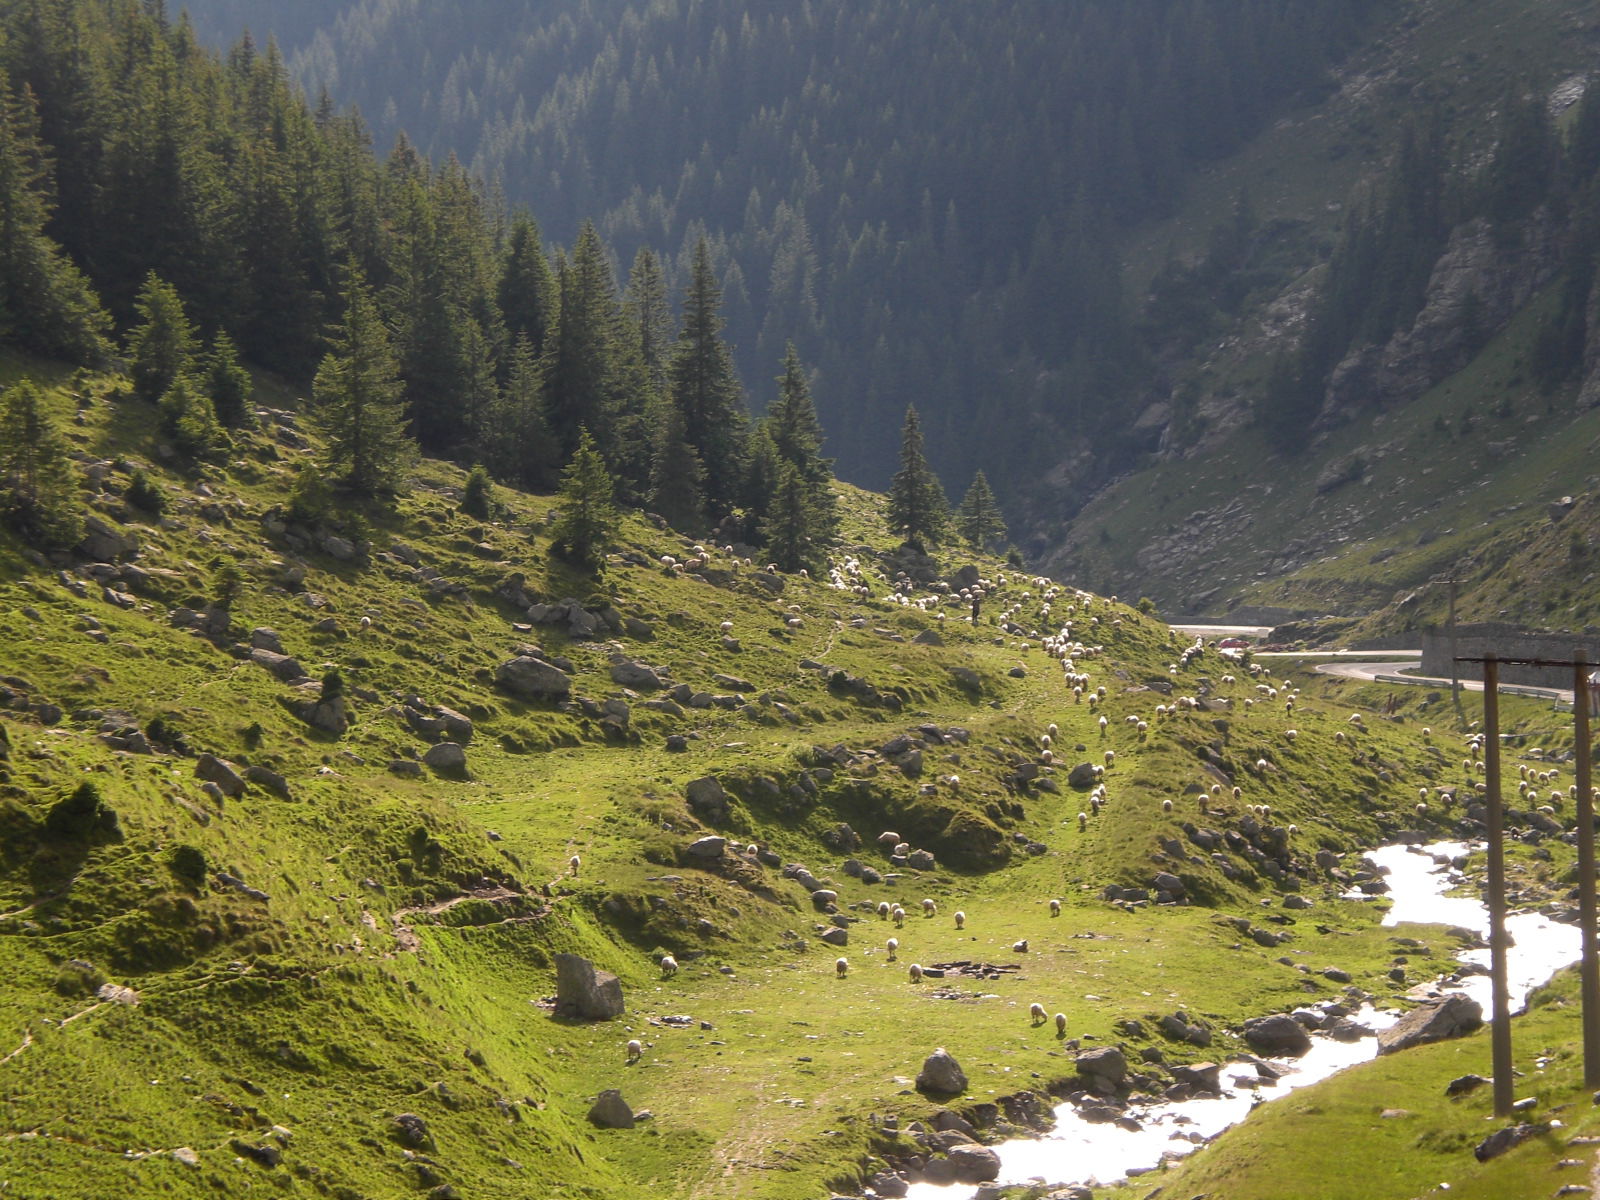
[1260,81,1600,451]
[0,0,924,571]
[177,0,1382,511]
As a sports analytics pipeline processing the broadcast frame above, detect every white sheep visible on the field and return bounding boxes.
[569,854,581,876]
[1029,1002,1047,1023]
[660,954,678,977]
[909,963,924,983]
[1078,811,1089,831]
[1098,715,1109,734]
[886,937,899,961]
[1162,798,1173,813]
[1041,734,1052,750]
[954,910,966,930]
[893,906,906,927]
[1054,1012,1067,1034]
[626,1039,642,1062]
[877,901,891,920]
[835,957,849,978]
[719,620,734,633]
[1104,749,1116,767]
[1048,722,1059,737]
[359,615,372,630]
[922,898,937,917]
[1049,898,1061,917]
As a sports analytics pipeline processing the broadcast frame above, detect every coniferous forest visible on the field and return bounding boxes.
[169,0,1384,505]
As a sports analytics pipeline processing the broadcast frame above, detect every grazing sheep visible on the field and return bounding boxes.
[1334,731,1345,744]
[1255,758,1269,773]
[1198,796,1209,814]
[719,620,734,633]
[1055,1012,1068,1035]
[1048,722,1059,737]
[1013,939,1029,953]
[1029,1002,1047,1023]
[1049,898,1061,917]
[922,898,937,917]
[893,906,907,927]
[1041,734,1053,750]
[835,957,849,978]
[1284,729,1297,743]
[627,1039,643,1062]
[1416,802,1428,817]
[1078,811,1089,831]
[909,963,924,983]
[1161,798,1173,813]
[886,937,899,961]
[877,901,891,920]
[1041,749,1054,764]
[359,615,372,630]
[1422,727,1432,739]
[1098,715,1108,734]
[1232,786,1242,801]
[1104,750,1116,767]
[660,954,678,977]
[569,854,581,876]
[954,910,966,930]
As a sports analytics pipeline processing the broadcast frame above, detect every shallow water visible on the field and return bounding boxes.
[903,841,1583,1200]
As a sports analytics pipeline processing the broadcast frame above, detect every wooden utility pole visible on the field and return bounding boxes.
[1481,653,1515,1118]
[1448,579,1461,709]
[1577,654,1600,1088]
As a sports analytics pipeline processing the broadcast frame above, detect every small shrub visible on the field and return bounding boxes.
[53,959,106,997]
[169,844,207,888]
[460,465,495,519]
[287,465,335,524]
[44,781,118,840]
[124,469,166,514]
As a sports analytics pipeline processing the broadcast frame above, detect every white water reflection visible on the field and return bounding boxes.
[905,841,1582,1200]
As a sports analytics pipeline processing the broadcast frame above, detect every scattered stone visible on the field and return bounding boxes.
[1474,1122,1546,1162]
[195,753,246,797]
[685,836,727,859]
[609,659,666,690]
[946,1143,1001,1183]
[496,656,572,701]
[686,777,730,823]
[393,1114,432,1149]
[389,759,423,778]
[1242,1013,1312,1057]
[243,765,290,798]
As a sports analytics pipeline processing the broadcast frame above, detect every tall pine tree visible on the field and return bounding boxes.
[550,426,619,569]
[956,469,1006,551]
[886,405,947,547]
[314,273,417,499]
[0,379,82,547]
[666,238,748,517]
[126,272,197,402]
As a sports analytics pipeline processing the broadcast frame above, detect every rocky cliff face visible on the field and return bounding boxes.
[1320,211,1565,428]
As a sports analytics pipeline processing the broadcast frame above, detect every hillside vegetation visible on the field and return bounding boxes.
[1,356,1599,1199]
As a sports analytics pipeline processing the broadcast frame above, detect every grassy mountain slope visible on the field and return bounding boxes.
[2,357,1600,1198]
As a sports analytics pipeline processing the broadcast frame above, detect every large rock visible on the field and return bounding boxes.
[422,742,467,773]
[553,954,625,1021]
[587,1089,635,1129]
[609,659,665,690]
[916,1048,968,1096]
[1242,1013,1312,1058]
[250,648,305,682]
[78,514,137,562]
[1067,762,1099,789]
[685,777,730,823]
[1377,993,1482,1056]
[1474,1122,1546,1162]
[684,836,727,859]
[946,1143,1000,1183]
[195,753,246,798]
[1075,1046,1127,1089]
[497,656,571,701]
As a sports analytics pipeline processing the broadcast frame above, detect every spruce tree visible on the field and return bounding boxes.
[649,400,707,533]
[550,426,619,569]
[761,461,827,574]
[886,405,947,547]
[126,273,197,402]
[0,379,82,547]
[544,223,623,466]
[159,375,223,460]
[623,246,673,397]
[482,334,555,492]
[204,331,254,428]
[0,76,109,362]
[498,212,554,357]
[666,238,748,517]
[766,342,838,543]
[956,469,1006,551]
[313,274,417,499]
